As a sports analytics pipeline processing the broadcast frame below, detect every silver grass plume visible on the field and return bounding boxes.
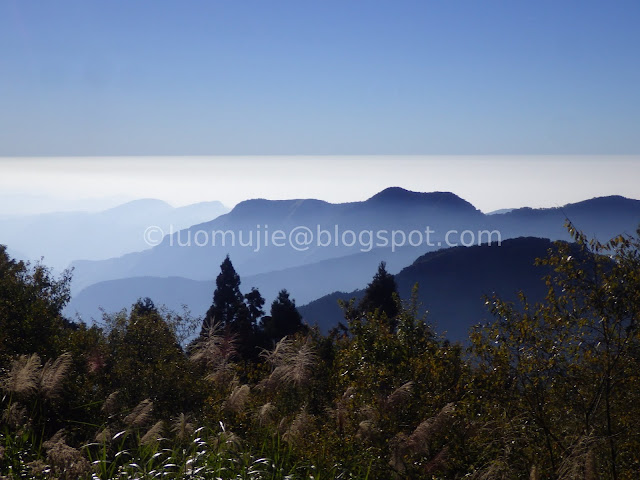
[1,354,41,397]
[529,465,540,480]
[39,352,72,399]
[101,391,119,415]
[405,402,455,454]
[255,402,277,427]
[557,436,598,480]
[140,420,164,445]
[95,427,112,443]
[224,384,250,414]
[124,399,153,427]
[43,430,90,480]
[386,381,413,408]
[2,402,27,429]
[171,413,194,442]
[283,409,314,443]
[261,336,317,388]
[328,387,356,432]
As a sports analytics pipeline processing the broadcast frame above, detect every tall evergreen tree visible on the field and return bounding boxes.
[263,289,305,345]
[359,261,399,322]
[202,255,245,332]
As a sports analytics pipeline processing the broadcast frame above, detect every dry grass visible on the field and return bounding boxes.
[102,390,119,415]
[386,381,413,408]
[224,384,250,414]
[124,399,154,427]
[140,420,164,445]
[171,413,194,441]
[1,353,41,396]
[260,336,317,389]
[39,352,72,399]
[255,402,277,427]
[406,402,455,454]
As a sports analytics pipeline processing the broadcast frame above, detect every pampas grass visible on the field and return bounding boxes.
[261,336,317,389]
[1,353,41,396]
[39,352,72,399]
[386,381,413,408]
[124,399,153,427]
[140,420,164,445]
[171,413,194,442]
[224,384,250,414]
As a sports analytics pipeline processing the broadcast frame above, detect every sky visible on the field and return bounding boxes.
[1,0,639,156]
[1,2,639,214]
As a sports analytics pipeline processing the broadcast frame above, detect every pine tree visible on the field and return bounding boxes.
[202,255,245,332]
[263,289,305,345]
[359,261,399,322]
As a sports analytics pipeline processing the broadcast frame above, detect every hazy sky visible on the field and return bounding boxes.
[1,1,639,155]
[1,156,639,215]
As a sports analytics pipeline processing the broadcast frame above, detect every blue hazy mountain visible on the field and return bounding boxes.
[298,237,559,342]
[69,188,485,292]
[65,245,425,322]
[69,190,640,295]
[0,199,229,270]
[63,191,640,329]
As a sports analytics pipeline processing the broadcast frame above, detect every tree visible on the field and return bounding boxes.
[203,255,245,331]
[105,298,200,417]
[470,223,640,479]
[244,287,265,325]
[359,261,399,324]
[0,245,73,363]
[202,257,266,359]
[263,289,305,345]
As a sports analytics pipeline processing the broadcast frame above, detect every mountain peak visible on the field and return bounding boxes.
[366,187,478,211]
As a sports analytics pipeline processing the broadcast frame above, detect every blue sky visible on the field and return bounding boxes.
[1,0,639,155]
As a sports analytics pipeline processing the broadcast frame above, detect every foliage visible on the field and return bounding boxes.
[1,223,640,479]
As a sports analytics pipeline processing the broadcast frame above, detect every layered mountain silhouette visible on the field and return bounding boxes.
[299,237,559,342]
[0,199,229,269]
[62,189,640,334]
[69,188,485,292]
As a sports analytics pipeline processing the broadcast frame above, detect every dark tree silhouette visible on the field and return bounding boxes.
[244,287,265,324]
[202,256,266,359]
[202,255,245,332]
[263,289,305,345]
[132,297,157,316]
[359,261,399,323]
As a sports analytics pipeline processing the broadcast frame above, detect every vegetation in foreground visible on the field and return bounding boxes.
[1,223,639,479]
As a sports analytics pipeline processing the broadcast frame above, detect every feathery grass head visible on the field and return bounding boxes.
[283,409,314,444]
[95,427,112,443]
[386,381,413,408]
[261,337,317,388]
[43,431,91,480]
[356,420,379,442]
[140,420,164,446]
[124,399,153,427]
[2,402,27,428]
[171,413,194,442]
[1,353,41,397]
[190,323,236,365]
[406,402,455,454]
[255,402,277,427]
[224,384,250,414]
[101,390,119,415]
[39,352,72,400]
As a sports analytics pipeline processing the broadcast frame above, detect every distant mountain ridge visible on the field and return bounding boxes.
[63,190,640,330]
[299,236,562,341]
[69,187,486,292]
[69,189,640,294]
[0,199,229,270]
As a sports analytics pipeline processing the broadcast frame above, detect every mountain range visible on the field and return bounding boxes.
[0,199,229,269]
[61,188,640,340]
